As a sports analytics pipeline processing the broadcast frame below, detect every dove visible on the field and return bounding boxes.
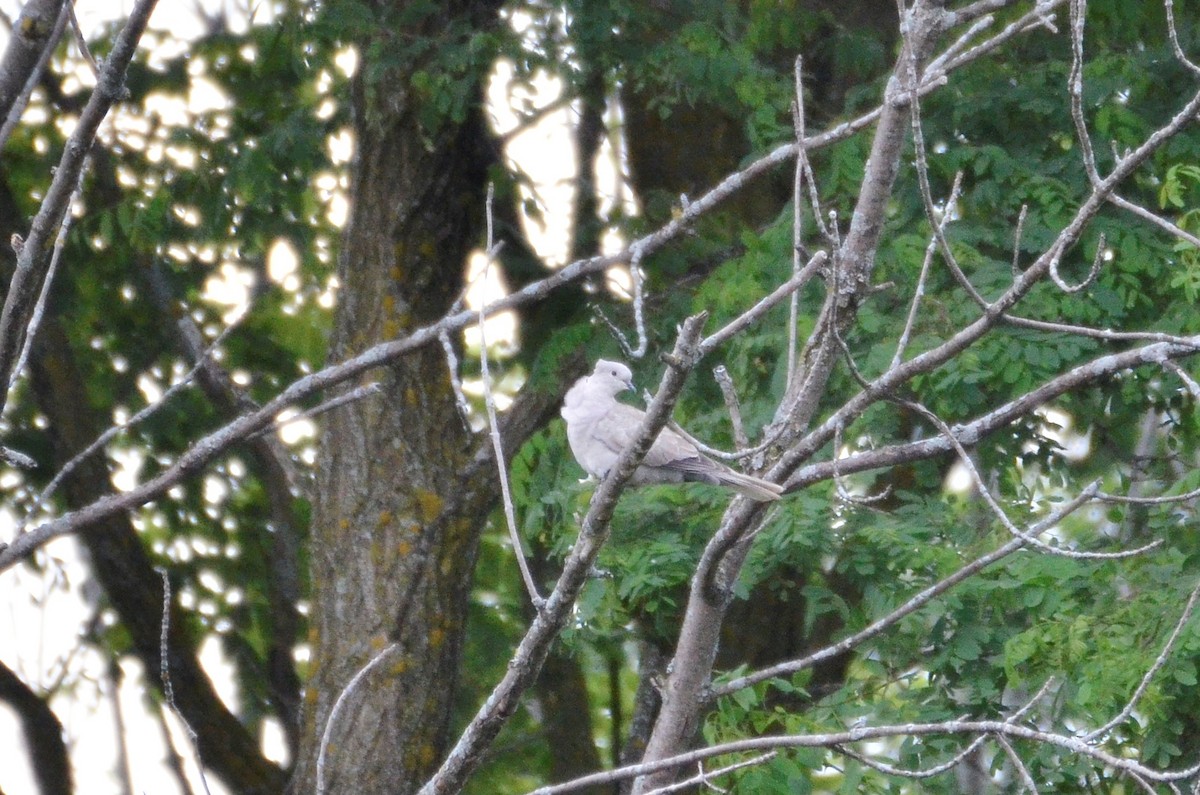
[560,359,783,502]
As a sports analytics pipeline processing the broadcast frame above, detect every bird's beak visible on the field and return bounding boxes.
[624,380,635,392]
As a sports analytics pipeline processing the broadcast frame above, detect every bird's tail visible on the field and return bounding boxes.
[717,470,783,502]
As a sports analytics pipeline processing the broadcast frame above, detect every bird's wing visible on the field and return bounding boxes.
[586,403,700,468]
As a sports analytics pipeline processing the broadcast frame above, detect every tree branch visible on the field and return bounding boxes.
[416,314,708,795]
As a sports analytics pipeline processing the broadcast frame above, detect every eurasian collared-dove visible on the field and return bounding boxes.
[561,359,783,502]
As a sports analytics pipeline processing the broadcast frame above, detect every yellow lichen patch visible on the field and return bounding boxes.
[390,657,409,677]
[428,626,446,650]
[389,264,403,281]
[404,386,419,405]
[416,743,437,767]
[414,488,443,521]
[397,540,412,556]
[376,510,393,529]
[369,634,390,651]
[338,518,351,530]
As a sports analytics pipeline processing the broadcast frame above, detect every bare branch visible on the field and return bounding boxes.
[784,336,1200,494]
[699,252,827,356]
[1165,0,1200,75]
[0,0,161,409]
[996,733,1040,794]
[22,316,245,529]
[416,315,708,795]
[526,715,1200,794]
[8,156,89,393]
[712,365,748,451]
[834,735,989,780]
[900,397,1154,560]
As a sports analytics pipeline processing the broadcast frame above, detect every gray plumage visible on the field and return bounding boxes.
[560,360,783,502]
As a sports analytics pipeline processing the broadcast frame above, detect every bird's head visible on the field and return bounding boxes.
[591,359,635,396]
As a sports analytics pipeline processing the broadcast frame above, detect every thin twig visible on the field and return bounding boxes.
[523,713,1200,794]
[710,484,1100,699]
[699,252,827,356]
[22,316,244,529]
[248,382,383,440]
[0,0,161,411]
[1048,231,1104,294]
[315,642,400,795]
[1165,0,1200,76]
[1068,0,1101,186]
[1012,203,1029,275]
[156,568,213,795]
[8,156,91,393]
[788,55,808,386]
[996,733,1041,794]
[900,397,1158,560]
[478,184,541,606]
[66,0,100,77]
[1084,580,1200,741]
[835,734,988,780]
[642,752,777,795]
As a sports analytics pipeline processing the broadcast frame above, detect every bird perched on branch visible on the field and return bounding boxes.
[561,359,783,502]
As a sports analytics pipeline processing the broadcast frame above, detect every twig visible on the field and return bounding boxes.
[642,752,777,795]
[441,329,474,425]
[712,365,748,451]
[523,714,1200,794]
[21,317,243,529]
[788,55,808,386]
[479,185,541,608]
[834,735,988,780]
[629,249,648,358]
[1012,204,1029,275]
[1165,0,1200,76]
[996,733,1040,794]
[699,252,827,356]
[248,382,383,440]
[1109,193,1200,251]
[156,568,213,795]
[900,397,1157,560]
[8,155,90,393]
[1164,359,1200,403]
[1048,232,1105,294]
[66,0,99,77]
[1084,580,1200,741]
[0,0,161,411]
[316,642,401,795]
[710,484,1099,699]
[892,172,964,369]
[1068,0,1101,186]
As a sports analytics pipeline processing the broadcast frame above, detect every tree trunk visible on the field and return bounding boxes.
[289,2,505,792]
